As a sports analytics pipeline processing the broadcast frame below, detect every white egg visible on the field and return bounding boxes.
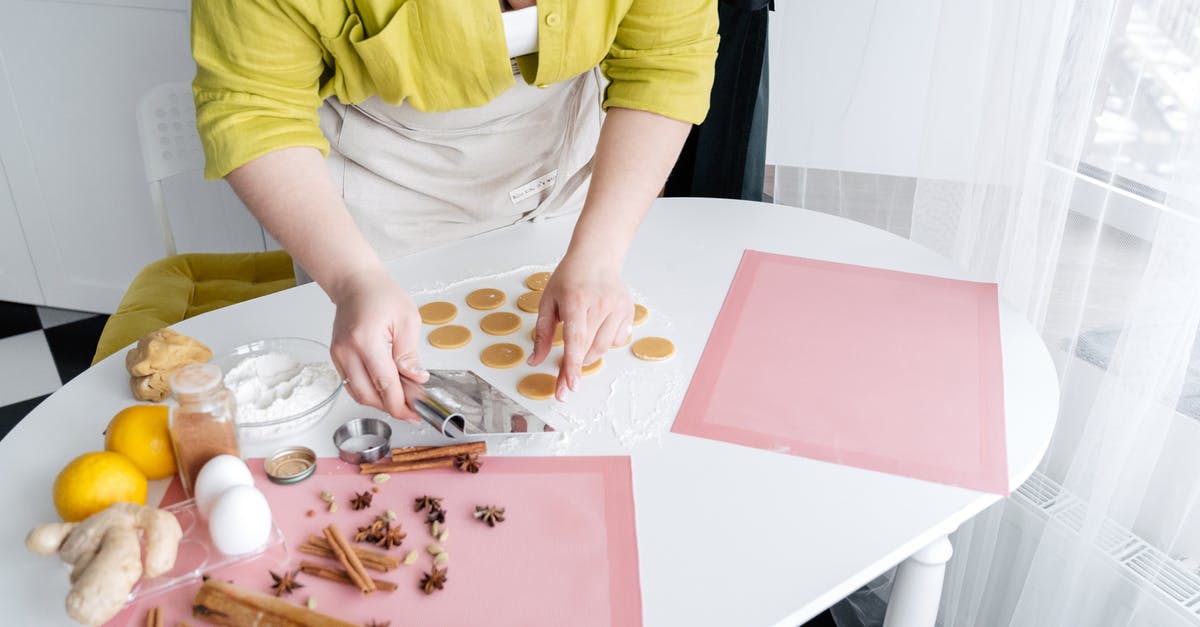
[193,455,254,518]
[208,485,273,556]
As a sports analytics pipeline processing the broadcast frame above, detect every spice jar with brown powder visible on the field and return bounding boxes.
[170,362,241,496]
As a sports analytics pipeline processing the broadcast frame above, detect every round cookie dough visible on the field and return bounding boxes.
[419,301,458,325]
[428,325,472,349]
[524,271,552,291]
[633,304,649,326]
[516,291,542,313]
[631,337,675,361]
[559,357,603,375]
[480,312,521,336]
[466,288,506,310]
[480,343,525,369]
[531,323,564,347]
[517,373,557,400]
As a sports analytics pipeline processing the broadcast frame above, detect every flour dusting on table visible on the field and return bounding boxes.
[412,261,684,451]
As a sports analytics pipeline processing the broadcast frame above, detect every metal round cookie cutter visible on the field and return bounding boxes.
[333,418,393,464]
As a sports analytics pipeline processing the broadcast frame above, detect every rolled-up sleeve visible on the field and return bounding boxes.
[191,0,327,179]
[600,0,719,125]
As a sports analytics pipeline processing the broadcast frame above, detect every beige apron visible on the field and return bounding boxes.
[302,66,603,282]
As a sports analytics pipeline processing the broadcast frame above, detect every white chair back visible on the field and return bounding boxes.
[135,82,204,256]
[134,82,274,256]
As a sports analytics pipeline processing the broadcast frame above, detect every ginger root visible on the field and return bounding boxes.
[124,329,211,401]
[26,503,183,626]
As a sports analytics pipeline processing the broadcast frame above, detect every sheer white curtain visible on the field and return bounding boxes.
[768,1,1200,625]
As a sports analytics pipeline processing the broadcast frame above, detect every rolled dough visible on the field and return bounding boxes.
[480,343,525,369]
[516,291,542,313]
[480,312,521,336]
[633,304,648,326]
[524,271,552,291]
[517,373,557,400]
[466,288,506,310]
[631,337,675,361]
[419,301,457,325]
[428,325,472,349]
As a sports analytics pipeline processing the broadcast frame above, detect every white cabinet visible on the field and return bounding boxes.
[0,0,268,312]
[0,157,42,304]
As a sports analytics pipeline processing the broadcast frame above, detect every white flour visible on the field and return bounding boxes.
[224,352,340,424]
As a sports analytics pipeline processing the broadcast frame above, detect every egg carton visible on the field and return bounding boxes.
[127,498,288,601]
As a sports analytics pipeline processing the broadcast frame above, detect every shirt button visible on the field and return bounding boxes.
[545,12,561,27]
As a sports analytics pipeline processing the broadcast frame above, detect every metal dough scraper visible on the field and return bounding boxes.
[400,370,553,437]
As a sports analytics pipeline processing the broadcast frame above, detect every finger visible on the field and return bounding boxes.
[557,305,590,400]
[611,321,634,348]
[361,342,416,422]
[586,312,624,365]
[392,320,429,384]
[334,345,383,410]
[528,297,560,367]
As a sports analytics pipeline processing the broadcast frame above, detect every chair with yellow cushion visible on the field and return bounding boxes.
[93,83,295,364]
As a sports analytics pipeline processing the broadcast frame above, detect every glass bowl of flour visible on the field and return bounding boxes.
[211,338,343,441]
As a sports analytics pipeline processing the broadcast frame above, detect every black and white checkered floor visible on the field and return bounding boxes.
[0,300,109,440]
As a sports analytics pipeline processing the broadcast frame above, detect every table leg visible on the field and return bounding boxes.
[881,534,954,627]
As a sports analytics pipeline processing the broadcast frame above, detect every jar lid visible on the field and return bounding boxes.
[264,446,317,484]
[170,362,224,396]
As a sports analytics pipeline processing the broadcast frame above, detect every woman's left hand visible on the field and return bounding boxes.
[528,254,634,401]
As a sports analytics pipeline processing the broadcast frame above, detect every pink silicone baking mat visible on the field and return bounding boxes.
[673,250,1008,494]
[110,456,641,626]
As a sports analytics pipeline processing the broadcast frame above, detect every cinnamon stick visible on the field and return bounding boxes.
[358,457,457,475]
[145,606,162,627]
[322,524,376,594]
[298,560,397,592]
[390,445,437,456]
[192,578,355,627]
[299,536,398,571]
[383,441,486,464]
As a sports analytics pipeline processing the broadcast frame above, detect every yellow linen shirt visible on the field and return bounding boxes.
[192,0,719,179]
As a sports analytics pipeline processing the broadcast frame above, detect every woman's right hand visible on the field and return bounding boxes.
[327,269,429,422]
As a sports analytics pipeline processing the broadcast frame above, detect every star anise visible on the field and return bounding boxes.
[454,454,482,473]
[269,569,304,597]
[425,507,446,525]
[350,490,373,511]
[474,505,506,527]
[413,495,442,513]
[376,523,406,550]
[355,518,388,544]
[420,565,448,594]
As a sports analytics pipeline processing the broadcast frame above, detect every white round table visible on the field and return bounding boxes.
[0,198,1058,626]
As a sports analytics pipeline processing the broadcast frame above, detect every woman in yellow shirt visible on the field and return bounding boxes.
[192,0,718,418]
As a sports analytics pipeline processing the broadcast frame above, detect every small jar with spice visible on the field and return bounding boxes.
[169,362,241,496]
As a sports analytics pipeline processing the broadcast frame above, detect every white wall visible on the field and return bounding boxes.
[0,147,42,304]
[766,1,993,181]
[0,0,265,312]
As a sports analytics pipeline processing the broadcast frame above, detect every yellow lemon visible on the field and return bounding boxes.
[104,404,176,480]
[53,451,148,522]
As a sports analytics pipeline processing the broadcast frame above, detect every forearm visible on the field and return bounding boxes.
[565,107,691,267]
[225,147,386,301]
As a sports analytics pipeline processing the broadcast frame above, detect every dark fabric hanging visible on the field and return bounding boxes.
[664,1,770,201]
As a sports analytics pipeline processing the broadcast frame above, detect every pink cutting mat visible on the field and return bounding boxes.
[110,456,641,626]
[673,250,1008,494]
